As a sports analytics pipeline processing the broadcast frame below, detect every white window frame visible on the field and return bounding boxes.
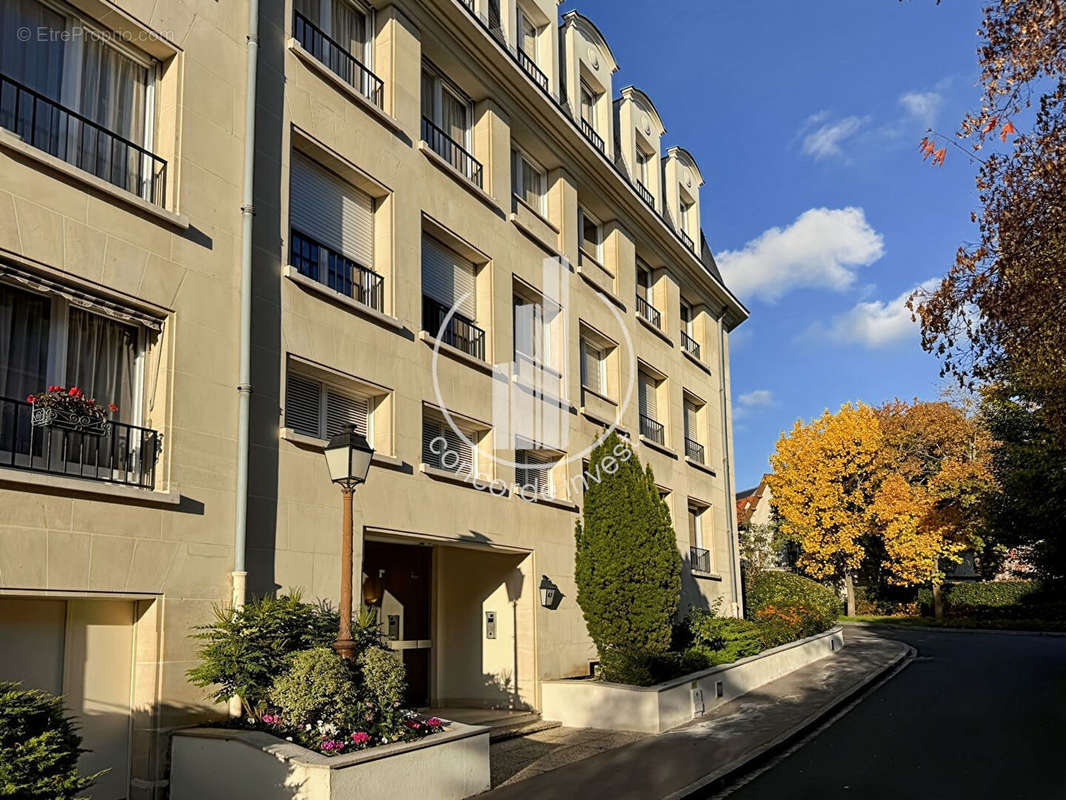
[300,0,375,67]
[689,505,705,550]
[579,81,597,127]
[679,198,694,236]
[636,148,652,187]
[514,443,557,497]
[422,61,473,151]
[512,146,547,215]
[285,370,373,442]
[579,208,602,262]
[636,259,653,300]
[680,300,694,336]
[518,7,538,60]
[512,285,560,373]
[580,337,607,395]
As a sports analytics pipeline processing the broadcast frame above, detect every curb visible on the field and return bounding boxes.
[843,620,1066,638]
[666,641,915,800]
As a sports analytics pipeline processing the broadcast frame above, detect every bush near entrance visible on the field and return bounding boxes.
[745,570,841,634]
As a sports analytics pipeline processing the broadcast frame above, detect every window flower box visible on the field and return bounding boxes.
[27,386,117,437]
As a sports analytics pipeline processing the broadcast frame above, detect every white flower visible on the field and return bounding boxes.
[305,724,312,731]
[285,737,293,742]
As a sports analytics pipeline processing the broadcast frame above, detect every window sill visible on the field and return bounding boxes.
[639,435,678,459]
[683,348,711,374]
[418,331,492,374]
[512,488,578,511]
[685,456,717,477]
[0,129,189,230]
[280,428,403,469]
[693,570,723,581]
[637,312,673,346]
[288,40,404,137]
[0,466,179,506]
[420,463,508,495]
[419,142,500,212]
[580,386,618,428]
[284,266,403,331]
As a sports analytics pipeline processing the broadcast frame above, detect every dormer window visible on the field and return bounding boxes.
[580,83,596,127]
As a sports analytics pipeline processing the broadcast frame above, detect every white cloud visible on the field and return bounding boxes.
[814,279,940,347]
[899,91,942,129]
[717,207,885,302]
[738,390,774,407]
[800,115,869,159]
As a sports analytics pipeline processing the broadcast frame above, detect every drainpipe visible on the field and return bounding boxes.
[717,309,742,617]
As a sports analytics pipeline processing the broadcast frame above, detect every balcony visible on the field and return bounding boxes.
[635,180,654,209]
[518,50,549,93]
[580,118,605,154]
[690,545,711,574]
[423,296,486,360]
[640,413,664,445]
[0,72,167,205]
[422,117,484,188]
[681,330,701,359]
[636,294,662,330]
[291,230,384,310]
[679,229,695,251]
[293,11,384,109]
[0,397,160,490]
[685,437,705,464]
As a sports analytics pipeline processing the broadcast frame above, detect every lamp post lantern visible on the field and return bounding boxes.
[323,423,374,660]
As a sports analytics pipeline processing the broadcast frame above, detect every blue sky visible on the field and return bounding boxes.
[561,0,986,489]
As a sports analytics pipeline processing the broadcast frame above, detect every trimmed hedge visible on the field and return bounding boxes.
[918,580,1058,618]
[745,570,840,633]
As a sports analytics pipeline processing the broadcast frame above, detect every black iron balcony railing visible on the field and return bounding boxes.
[640,413,664,445]
[635,180,654,208]
[518,49,549,93]
[685,437,705,464]
[679,229,695,251]
[423,295,486,360]
[291,229,384,310]
[422,116,484,188]
[293,12,384,108]
[580,118,605,154]
[0,397,160,489]
[0,72,167,205]
[635,294,662,330]
[681,330,701,359]
[690,545,711,574]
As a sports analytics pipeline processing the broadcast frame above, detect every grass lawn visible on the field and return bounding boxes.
[841,616,1066,633]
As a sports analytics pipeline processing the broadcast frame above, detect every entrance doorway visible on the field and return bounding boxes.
[363,540,432,707]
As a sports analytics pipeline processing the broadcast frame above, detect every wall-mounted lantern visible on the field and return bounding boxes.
[539,575,559,609]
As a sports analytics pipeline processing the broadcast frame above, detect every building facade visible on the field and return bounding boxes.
[0,0,747,797]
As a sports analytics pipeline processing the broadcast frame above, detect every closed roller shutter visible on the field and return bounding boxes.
[516,450,554,495]
[290,152,374,268]
[286,370,369,439]
[422,416,474,474]
[684,401,697,439]
[639,372,657,420]
[285,372,322,437]
[325,389,369,438]
[422,234,476,319]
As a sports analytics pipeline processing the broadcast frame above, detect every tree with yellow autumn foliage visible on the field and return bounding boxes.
[768,403,884,616]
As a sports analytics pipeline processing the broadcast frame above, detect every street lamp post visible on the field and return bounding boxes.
[323,423,374,661]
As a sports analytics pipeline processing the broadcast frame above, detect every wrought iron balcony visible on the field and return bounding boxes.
[423,296,486,360]
[0,72,167,205]
[685,437,705,464]
[422,116,484,188]
[681,330,701,359]
[290,229,384,310]
[640,413,664,445]
[690,545,711,574]
[635,294,662,330]
[679,229,695,251]
[518,49,549,93]
[635,180,654,208]
[580,118,605,154]
[0,397,160,489]
[293,12,384,108]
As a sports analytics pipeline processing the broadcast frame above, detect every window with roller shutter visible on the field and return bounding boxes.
[638,371,658,421]
[515,447,555,496]
[580,338,607,395]
[421,414,475,474]
[285,371,369,440]
[289,152,375,269]
[421,234,476,320]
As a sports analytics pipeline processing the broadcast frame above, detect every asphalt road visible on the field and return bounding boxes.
[720,627,1066,799]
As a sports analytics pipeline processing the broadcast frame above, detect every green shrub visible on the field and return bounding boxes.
[687,609,766,664]
[269,648,359,727]
[745,571,839,635]
[575,432,682,685]
[918,580,1051,617]
[0,682,103,800]
[357,647,406,709]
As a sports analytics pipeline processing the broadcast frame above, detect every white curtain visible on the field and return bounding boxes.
[65,308,136,423]
[331,0,366,60]
[0,284,50,401]
[442,88,468,146]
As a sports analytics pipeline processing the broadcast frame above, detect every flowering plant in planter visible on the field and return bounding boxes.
[26,386,118,435]
[249,708,447,756]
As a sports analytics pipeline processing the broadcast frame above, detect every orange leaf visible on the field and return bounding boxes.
[919,137,935,159]
[981,117,998,135]
[932,148,946,166]
[1000,121,1016,142]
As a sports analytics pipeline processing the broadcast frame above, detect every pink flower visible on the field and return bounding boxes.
[350,732,370,746]
[26,395,35,404]
[404,720,421,730]
[426,717,443,728]
[261,714,280,725]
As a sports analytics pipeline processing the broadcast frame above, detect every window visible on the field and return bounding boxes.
[422,413,474,475]
[0,282,144,424]
[285,370,369,441]
[680,301,693,335]
[0,0,160,201]
[683,399,698,442]
[638,371,658,423]
[513,288,559,370]
[421,234,485,359]
[422,62,471,150]
[289,152,381,308]
[636,150,652,187]
[580,209,602,261]
[689,505,711,572]
[515,444,556,496]
[519,9,537,58]
[512,149,546,214]
[579,82,597,127]
[636,260,652,300]
[580,338,607,395]
[294,0,372,65]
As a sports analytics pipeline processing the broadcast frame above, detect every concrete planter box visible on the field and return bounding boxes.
[170,721,490,800]
[541,626,845,733]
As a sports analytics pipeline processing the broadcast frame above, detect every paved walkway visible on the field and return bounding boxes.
[481,630,910,799]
